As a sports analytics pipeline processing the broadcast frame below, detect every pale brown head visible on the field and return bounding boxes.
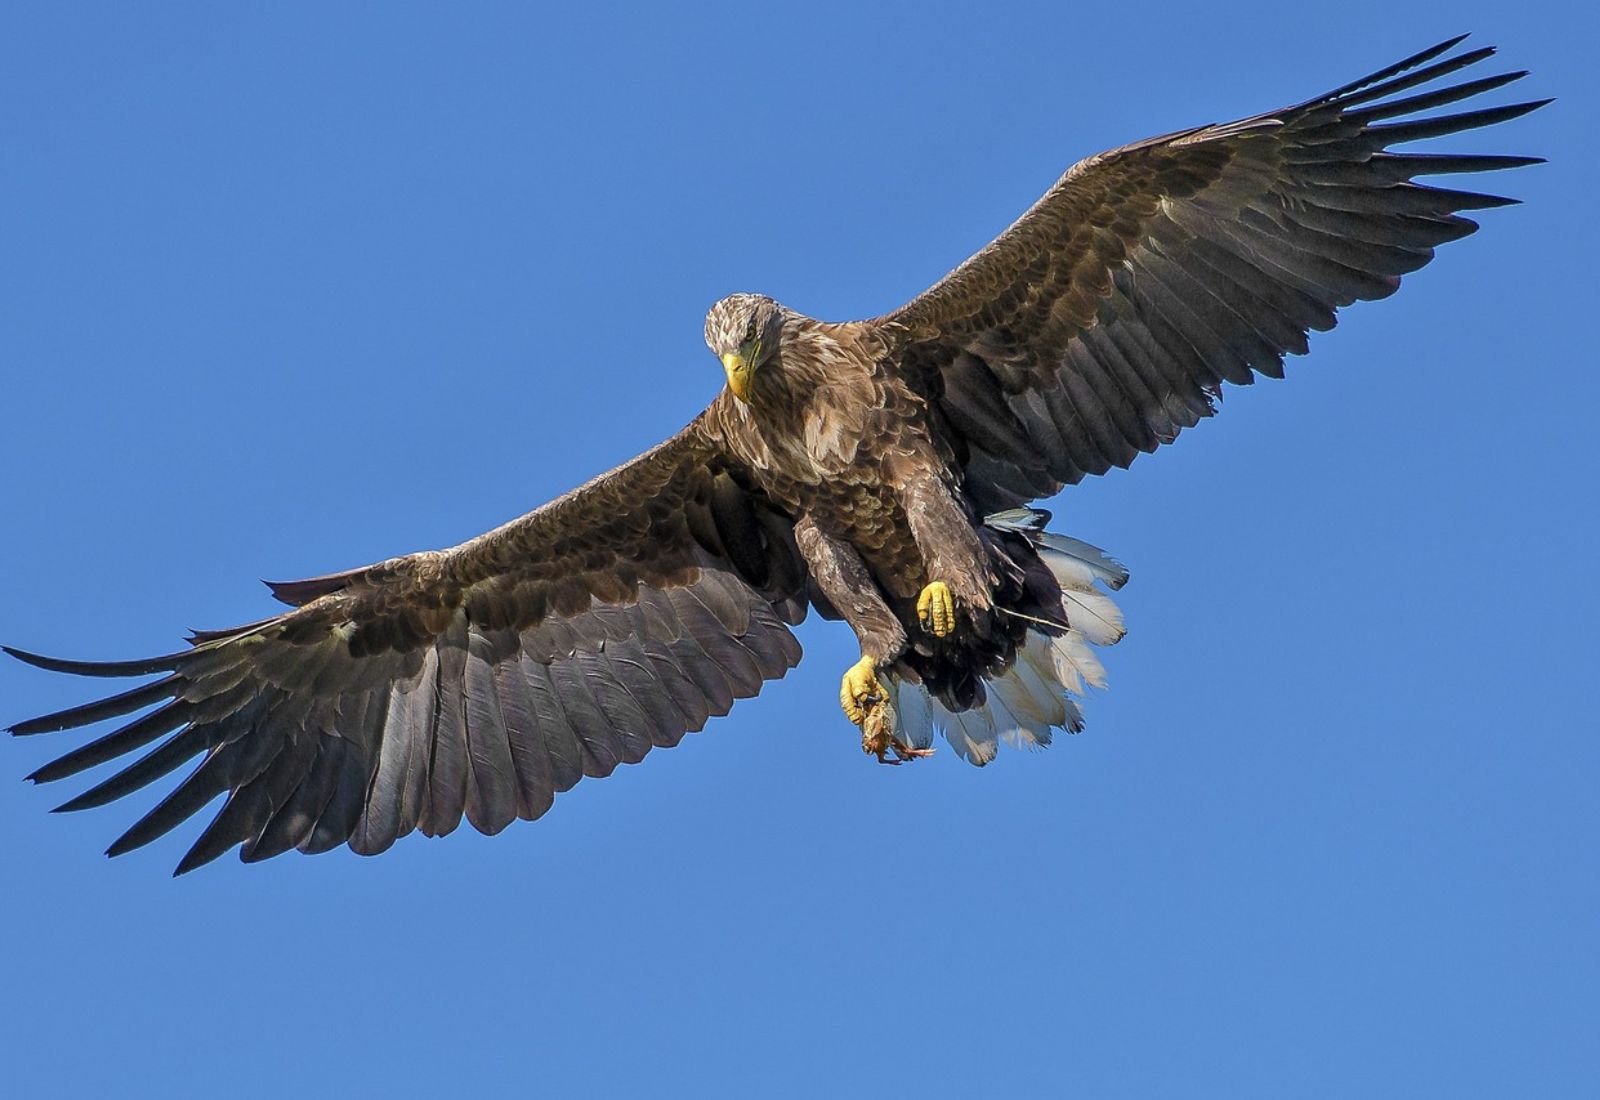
[704,293,786,402]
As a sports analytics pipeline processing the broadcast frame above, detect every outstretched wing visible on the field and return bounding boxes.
[8,415,808,873]
[878,36,1547,512]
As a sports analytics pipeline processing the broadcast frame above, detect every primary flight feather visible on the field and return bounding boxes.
[7,36,1546,873]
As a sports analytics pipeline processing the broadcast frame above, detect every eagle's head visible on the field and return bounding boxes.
[704,293,785,403]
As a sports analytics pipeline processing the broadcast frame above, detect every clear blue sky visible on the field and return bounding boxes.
[2,3,1593,1096]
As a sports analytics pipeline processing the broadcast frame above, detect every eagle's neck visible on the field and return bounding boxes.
[755,315,868,409]
[717,315,885,476]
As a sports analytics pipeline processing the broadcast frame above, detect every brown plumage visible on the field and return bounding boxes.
[8,37,1546,872]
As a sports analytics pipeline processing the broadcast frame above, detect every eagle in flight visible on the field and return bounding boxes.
[8,37,1545,873]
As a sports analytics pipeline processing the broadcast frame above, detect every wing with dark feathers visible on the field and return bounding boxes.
[7,417,808,873]
[878,36,1548,511]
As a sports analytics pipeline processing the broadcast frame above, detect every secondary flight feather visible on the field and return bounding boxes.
[7,36,1546,873]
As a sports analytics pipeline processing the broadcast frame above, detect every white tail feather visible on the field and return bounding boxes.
[890,680,936,751]
[1037,533,1129,590]
[941,702,998,765]
[988,674,1053,750]
[1010,642,1069,729]
[1038,545,1100,591]
[1059,587,1125,646]
[1051,630,1107,692]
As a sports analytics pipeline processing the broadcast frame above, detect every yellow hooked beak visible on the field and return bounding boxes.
[721,349,753,402]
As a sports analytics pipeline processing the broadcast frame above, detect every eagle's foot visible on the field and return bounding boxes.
[840,655,886,727]
[917,580,956,638]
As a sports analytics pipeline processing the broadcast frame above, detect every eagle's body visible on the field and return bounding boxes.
[7,37,1547,873]
[708,315,968,605]
[704,309,1064,725]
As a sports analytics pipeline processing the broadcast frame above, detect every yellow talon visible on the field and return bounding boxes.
[839,655,885,728]
[917,580,956,638]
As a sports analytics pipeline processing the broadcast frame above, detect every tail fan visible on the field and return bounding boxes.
[887,510,1127,765]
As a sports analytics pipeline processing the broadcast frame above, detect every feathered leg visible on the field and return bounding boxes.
[898,468,994,638]
[793,516,931,763]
